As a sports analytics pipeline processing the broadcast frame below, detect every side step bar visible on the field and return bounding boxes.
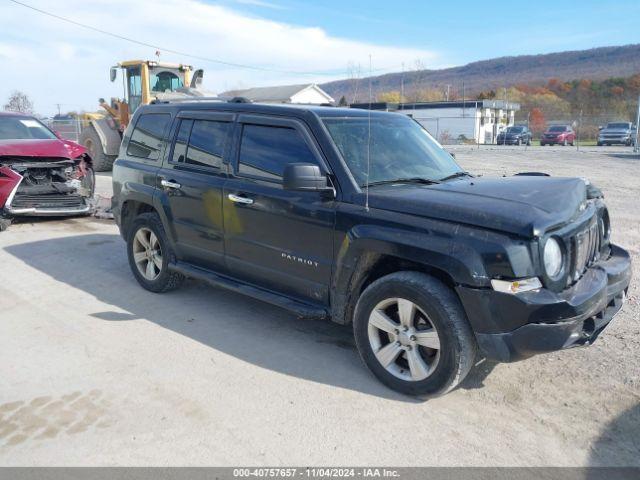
[169,261,328,320]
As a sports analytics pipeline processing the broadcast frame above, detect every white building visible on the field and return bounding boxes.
[351,100,521,144]
[222,84,335,105]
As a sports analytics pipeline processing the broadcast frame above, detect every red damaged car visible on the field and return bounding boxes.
[0,112,94,231]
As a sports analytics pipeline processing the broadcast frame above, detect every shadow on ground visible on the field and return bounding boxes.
[3,233,500,402]
[588,403,640,467]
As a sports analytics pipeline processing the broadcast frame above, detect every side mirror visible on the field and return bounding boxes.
[283,163,334,197]
[110,67,117,82]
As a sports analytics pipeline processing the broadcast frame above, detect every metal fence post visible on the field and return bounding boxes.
[577,109,583,152]
[634,95,640,153]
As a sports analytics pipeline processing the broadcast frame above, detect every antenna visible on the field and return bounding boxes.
[365,54,372,211]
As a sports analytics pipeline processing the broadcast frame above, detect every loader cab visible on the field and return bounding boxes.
[111,60,194,116]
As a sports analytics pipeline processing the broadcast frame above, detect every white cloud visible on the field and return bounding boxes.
[0,0,439,116]
[232,0,285,10]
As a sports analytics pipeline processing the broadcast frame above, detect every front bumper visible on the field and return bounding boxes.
[497,137,522,145]
[4,204,92,216]
[599,136,630,144]
[457,244,632,362]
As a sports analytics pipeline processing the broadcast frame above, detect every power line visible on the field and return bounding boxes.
[7,0,402,78]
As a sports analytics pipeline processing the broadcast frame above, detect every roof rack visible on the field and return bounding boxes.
[150,96,252,105]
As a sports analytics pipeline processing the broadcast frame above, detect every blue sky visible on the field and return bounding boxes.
[216,0,640,65]
[1,0,639,115]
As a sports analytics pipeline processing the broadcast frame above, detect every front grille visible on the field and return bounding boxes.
[570,220,601,282]
[11,193,86,209]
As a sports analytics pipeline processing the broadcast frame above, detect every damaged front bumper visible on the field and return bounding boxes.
[0,161,93,217]
[457,244,632,362]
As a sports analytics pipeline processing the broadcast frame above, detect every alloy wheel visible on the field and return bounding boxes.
[132,227,163,281]
[367,297,441,382]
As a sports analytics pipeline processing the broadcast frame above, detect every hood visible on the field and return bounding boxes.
[600,128,630,134]
[367,176,587,238]
[0,139,86,159]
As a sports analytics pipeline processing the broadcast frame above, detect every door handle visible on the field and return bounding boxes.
[161,179,181,189]
[228,193,254,205]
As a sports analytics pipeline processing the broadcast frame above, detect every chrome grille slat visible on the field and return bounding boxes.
[571,219,602,282]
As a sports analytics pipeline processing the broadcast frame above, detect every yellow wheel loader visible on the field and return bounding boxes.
[79,60,206,171]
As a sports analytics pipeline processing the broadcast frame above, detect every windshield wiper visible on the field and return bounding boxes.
[365,177,441,187]
[439,171,472,182]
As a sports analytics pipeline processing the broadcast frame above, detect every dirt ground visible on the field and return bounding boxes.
[0,146,638,466]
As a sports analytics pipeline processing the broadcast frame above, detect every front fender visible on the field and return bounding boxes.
[329,213,536,324]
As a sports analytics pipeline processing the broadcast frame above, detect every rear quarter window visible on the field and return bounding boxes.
[127,113,171,160]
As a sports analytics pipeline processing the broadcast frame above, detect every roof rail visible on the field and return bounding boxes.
[150,96,228,105]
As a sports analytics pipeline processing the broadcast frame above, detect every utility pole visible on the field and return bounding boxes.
[445,84,451,102]
[55,103,61,116]
[525,111,530,151]
[462,81,465,117]
[635,95,640,153]
[400,62,405,103]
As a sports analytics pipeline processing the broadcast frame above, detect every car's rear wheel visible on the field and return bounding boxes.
[127,212,184,293]
[353,272,477,396]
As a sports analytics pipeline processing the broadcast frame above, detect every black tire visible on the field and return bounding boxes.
[127,212,184,293]
[353,272,477,397]
[540,142,545,146]
[79,126,116,172]
[0,217,11,232]
[527,139,531,146]
[597,142,602,146]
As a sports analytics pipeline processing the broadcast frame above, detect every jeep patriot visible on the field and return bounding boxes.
[112,101,632,396]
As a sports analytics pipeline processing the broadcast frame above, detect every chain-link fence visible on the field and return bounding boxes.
[407,112,638,148]
[360,100,636,150]
[46,118,82,143]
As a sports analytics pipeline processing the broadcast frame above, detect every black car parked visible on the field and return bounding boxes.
[112,101,631,396]
[496,125,532,145]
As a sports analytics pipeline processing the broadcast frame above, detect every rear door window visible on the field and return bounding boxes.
[127,113,171,160]
[238,124,317,181]
[171,119,229,170]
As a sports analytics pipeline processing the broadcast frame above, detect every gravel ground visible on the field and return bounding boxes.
[0,146,637,466]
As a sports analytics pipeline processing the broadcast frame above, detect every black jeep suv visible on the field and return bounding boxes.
[112,101,631,396]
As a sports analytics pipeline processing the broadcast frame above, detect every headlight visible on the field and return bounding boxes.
[543,237,563,279]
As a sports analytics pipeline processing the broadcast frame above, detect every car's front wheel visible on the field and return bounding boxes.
[127,212,184,293]
[353,272,477,396]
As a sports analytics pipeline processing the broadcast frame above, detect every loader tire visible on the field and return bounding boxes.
[80,126,116,172]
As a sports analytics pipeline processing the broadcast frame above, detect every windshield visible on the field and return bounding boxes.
[150,69,185,92]
[506,127,524,133]
[322,115,462,186]
[549,126,567,132]
[607,123,630,129]
[0,116,57,140]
